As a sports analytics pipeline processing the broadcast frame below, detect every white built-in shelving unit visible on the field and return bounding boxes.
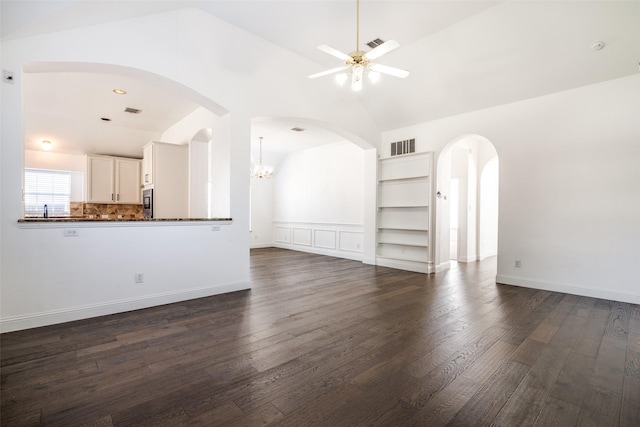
[376,151,433,273]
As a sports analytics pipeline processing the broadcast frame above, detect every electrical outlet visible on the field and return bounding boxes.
[3,70,14,84]
[135,273,144,283]
[515,260,521,268]
[63,229,79,237]
[212,225,221,231]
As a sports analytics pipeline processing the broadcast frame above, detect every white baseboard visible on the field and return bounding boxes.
[273,242,363,262]
[435,261,451,273]
[250,243,274,249]
[362,256,376,266]
[496,275,640,305]
[376,257,430,274]
[0,281,251,333]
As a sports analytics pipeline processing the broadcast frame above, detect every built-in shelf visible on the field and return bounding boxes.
[378,241,429,248]
[377,227,429,232]
[376,253,428,263]
[376,151,433,273]
[378,204,429,209]
[378,175,429,183]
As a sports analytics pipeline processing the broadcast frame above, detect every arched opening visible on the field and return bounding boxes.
[435,135,499,271]
[249,116,377,262]
[21,61,231,219]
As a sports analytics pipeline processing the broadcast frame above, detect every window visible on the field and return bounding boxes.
[24,168,71,217]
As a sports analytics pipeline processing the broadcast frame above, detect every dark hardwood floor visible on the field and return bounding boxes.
[1,248,639,426]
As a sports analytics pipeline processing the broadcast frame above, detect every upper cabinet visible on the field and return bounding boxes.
[142,142,188,218]
[142,144,153,186]
[86,154,141,204]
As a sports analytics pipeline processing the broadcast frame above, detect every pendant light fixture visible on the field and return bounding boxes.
[251,137,275,179]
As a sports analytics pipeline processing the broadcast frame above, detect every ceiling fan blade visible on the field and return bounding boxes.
[370,63,410,79]
[363,40,400,61]
[317,44,352,61]
[308,65,350,79]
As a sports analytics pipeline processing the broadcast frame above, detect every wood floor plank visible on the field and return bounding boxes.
[1,248,637,426]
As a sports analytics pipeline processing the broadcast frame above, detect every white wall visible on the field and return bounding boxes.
[160,106,223,218]
[272,141,366,260]
[0,8,378,332]
[383,74,640,304]
[250,177,274,248]
[479,158,499,259]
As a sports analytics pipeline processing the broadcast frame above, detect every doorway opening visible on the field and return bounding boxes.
[435,135,499,271]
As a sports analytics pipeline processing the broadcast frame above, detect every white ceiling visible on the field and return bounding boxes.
[6,1,640,164]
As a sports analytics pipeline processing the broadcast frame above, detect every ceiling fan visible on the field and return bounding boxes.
[308,0,409,91]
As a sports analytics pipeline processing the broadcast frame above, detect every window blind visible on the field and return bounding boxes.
[24,169,71,217]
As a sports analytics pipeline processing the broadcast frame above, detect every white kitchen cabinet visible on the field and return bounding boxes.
[86,154,141,204]
[376,151,433,273]
[142,144,153,186]
[142,141,188,218]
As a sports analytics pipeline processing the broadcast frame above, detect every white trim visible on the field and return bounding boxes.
[272,221,364,262]
[250,243,274,249]
[273,220,362,228]
[273,242,363,262]
[362,256,376,265]
[435,261,451,273]
[376,257,431,274]
[496,275,640,305]
[0,281,250,333]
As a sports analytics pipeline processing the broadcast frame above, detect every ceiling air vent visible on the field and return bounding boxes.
[366,38,385,49]
[390,138,415,157]
[291,127,306,132]
[124,107,142,114]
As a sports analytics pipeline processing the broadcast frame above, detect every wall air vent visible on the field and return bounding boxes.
[390,138,416,156]
[366,38,385,49]
[124,107,142,114]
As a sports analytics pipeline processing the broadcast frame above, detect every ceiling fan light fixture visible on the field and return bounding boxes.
[309,0,409,91]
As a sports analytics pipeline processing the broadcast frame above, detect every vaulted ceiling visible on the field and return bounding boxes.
[4,1,639,162]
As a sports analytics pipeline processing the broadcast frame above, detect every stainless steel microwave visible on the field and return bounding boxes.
[142,188,153,218]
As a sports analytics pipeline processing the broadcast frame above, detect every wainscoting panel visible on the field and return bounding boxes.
[274,227,292,244]
[339,231,363,252]
[273,221,363,262]
[293,228,312,247]
[314,230,337,249]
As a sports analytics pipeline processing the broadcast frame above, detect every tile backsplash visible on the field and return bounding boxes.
[70,202,142,219]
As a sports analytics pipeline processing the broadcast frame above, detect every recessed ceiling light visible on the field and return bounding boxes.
[41,140,52,151]
[113,89,127,95]
[291,127,306,132]
[100,117,111,121]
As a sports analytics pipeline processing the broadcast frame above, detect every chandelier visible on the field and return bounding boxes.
[251,137,274,179]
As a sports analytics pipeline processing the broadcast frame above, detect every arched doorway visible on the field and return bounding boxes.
[435,135,499,271]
